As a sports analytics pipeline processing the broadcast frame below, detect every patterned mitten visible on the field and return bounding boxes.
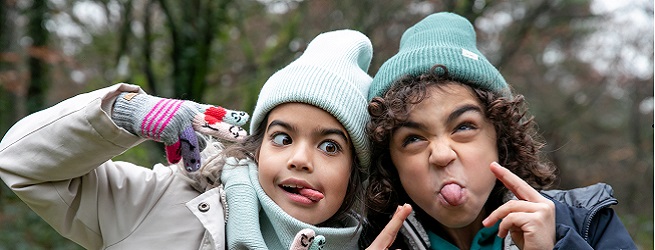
[289,229,326,250]
[112,92,249,171]
[310,235,326,250]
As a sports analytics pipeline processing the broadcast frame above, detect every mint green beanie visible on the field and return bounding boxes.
[250,29,372,169]
[368,12,510,100]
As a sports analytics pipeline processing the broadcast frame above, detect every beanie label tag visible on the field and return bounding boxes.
[461,48,479,60]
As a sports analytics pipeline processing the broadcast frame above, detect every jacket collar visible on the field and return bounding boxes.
[185,187,226,249]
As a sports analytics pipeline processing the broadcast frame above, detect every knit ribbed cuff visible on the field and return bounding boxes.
[111,92,149,136]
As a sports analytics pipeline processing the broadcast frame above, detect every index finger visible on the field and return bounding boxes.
[366,204,412,250]
[489,162,542,201]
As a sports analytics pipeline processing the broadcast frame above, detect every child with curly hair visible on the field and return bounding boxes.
[360,12,636,250]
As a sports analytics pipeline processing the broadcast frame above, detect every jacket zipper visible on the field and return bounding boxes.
[583,198,618,241]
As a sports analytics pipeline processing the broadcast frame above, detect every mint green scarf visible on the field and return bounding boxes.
[223,159,360,249]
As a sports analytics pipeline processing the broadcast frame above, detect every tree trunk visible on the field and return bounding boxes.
[158,0,233,101]
[0,0,17,135]
[26,0,50,114]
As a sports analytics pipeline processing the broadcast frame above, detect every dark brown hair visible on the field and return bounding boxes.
[362,65,557,242]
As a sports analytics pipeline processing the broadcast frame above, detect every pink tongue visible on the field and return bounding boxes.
[441,183,463,206]
[298,188,324,201]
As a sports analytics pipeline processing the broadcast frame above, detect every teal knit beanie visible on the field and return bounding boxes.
[368,12,510,100]
[250,29,373,169]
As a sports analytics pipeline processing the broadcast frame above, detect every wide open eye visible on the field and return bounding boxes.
[272,133,292,146]
[318,140,341,155]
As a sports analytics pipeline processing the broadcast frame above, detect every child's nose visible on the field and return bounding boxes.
[287,143,314,172]
[428,139,456,168]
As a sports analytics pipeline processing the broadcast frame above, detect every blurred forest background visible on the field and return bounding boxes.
[0,0,652,249]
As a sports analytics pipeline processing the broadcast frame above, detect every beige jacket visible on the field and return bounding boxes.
[0,84,225,249]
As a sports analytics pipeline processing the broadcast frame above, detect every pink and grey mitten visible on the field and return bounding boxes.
[111,92,248,171]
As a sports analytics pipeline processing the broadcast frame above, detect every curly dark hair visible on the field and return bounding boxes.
[360,65,557,246]
[221,113,366,228]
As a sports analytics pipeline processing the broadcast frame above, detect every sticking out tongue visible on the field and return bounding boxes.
[440,183,464,206]
[298,188,325,202]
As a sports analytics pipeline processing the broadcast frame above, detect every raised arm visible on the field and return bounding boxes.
[0,84,148,248]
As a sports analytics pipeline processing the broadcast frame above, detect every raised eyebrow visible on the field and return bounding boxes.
[316,128,350,145]
[269,120,349,144]
[447,104,483,124]
[267,120,295,132]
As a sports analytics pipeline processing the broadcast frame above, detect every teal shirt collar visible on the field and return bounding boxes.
[427,221,503,250]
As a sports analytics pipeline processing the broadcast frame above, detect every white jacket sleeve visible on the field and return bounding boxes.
[0,83,192,249]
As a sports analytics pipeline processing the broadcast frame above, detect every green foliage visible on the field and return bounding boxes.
[620,213,655,250]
